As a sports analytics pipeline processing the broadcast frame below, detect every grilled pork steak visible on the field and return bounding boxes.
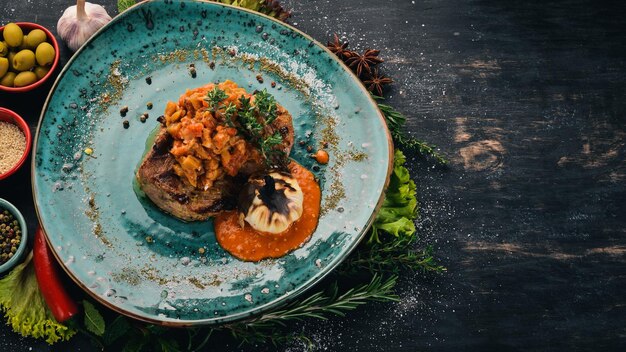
[136,98,295,222]
[136,129,239,221]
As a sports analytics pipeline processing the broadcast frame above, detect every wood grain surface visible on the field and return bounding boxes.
[1,0,625,351]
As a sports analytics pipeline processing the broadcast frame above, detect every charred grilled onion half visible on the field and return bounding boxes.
[237,171,304,234]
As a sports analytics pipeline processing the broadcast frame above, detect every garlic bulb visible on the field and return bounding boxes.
[238,172,304,234]
[57,0,112,52]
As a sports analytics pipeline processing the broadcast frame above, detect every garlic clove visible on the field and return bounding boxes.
[238,172,304,234]
[57,0,112,52]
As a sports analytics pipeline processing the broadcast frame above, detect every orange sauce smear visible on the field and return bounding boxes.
[214,162,321,262]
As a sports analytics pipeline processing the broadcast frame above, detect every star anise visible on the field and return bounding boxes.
[345,49,384,78]
[363,69,393,97]
[327,34,356,60]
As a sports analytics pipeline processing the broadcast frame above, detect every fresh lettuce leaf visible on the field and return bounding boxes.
[0,252,76,344]
[369,150,418,243]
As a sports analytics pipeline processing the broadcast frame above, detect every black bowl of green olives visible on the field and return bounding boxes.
[0,22,60,92]
[0,198,28,274]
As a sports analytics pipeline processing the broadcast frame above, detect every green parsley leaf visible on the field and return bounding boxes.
[83,300,106,337]
[103,315,131,346]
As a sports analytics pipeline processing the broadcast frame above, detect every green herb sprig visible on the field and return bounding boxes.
[376,98,448,165]
[205,87,229,113]
[117,0,291,21]
[234,91,287,166]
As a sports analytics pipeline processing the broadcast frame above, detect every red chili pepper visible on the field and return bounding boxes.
[33,227,79,323]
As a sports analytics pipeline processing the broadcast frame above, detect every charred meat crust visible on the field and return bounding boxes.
[136,95,295,222]
[136,129,239,221]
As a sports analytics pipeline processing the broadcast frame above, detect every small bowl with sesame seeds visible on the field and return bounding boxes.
[0,107,31,180]
[0,198,28,275]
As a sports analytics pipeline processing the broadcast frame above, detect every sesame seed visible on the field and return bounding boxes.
[0,122,26,174]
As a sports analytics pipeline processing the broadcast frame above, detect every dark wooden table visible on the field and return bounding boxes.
[1,0,625,351]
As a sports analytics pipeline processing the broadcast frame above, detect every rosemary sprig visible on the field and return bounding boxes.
[184,274,398,349]
[376,99,448,165]
[240,274,398,328]
[392,130,448,166]
[342,239,447,275]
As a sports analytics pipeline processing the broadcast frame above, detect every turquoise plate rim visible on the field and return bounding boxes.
[31,0,394,326]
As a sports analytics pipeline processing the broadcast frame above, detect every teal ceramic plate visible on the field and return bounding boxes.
[33,0,392,326]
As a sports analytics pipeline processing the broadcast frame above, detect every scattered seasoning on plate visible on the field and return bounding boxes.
[123,120,130,129]
[140,113,148,123]
[0,121,26,174]
[189,64,197,78]
[120,106,129,117]
[0,209,21,264]
[256,74,264,83]
[146,102,153,110]
[145,76,152,85]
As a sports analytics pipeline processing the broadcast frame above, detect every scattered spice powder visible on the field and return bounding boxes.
[0,121,26,174]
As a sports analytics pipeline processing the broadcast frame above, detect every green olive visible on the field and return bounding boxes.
[12,49,35,71]
[0,42,7,57]
[24,29,47,49]
[7,51,16,71]
[2,23,23,48]
[33,65,50,79]
[35,42,55,66]
[13,71,37,87]
[0,71,16,86]
[0,57,8,78]
[18,35,28,49]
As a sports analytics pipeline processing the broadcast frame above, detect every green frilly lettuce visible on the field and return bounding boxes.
[0,252,76,344]
[369,150,418,243]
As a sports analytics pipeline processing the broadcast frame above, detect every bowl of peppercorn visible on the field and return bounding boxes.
[0,198,28,275]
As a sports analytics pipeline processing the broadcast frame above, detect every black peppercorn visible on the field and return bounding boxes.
[0,208,21,265]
